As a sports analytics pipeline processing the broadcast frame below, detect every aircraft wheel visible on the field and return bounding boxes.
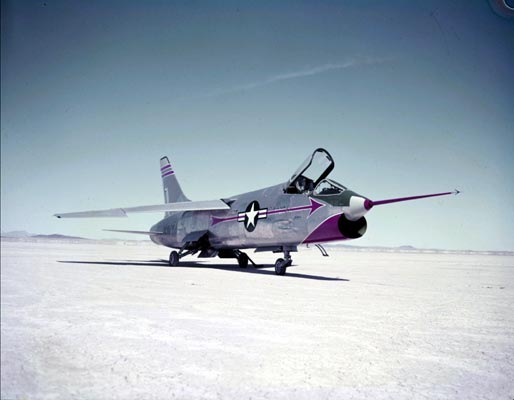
[274,258,287,276]
[237,252,249,268]
[169,251,180,266]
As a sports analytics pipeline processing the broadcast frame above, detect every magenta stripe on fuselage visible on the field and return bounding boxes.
[211,198,325,226]
[212,215,239,225]
[267,198,324,217]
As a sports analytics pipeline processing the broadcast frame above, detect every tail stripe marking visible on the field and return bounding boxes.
[162,170,175,178]
[161,164,172,171]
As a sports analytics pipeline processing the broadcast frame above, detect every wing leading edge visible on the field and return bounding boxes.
[103,229,164,235]
[54,199,230,218]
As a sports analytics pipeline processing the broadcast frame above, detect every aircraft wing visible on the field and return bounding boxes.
[103,229,164,235]
[54,199,230,218]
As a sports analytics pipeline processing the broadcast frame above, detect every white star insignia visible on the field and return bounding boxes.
[245,202,259,229]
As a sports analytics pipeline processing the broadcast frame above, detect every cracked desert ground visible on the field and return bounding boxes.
[1,238,513,399]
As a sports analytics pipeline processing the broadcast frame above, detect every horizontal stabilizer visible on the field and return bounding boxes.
[54,199,230,218]
[103,229,164,235]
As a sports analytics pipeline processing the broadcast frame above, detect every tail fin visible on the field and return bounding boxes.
[160,157,190,205]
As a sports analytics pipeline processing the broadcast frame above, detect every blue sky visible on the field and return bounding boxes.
[1,0,513,251]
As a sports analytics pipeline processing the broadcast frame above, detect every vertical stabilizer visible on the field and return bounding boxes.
[160,157,190,209]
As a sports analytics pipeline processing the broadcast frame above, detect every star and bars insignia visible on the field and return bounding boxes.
[238,201,268,232]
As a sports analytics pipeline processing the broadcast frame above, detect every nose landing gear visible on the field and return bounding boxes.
[274,249,292,275]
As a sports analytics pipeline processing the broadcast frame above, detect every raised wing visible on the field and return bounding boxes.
[54,199,230,218]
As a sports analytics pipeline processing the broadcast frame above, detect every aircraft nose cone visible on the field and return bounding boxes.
[364,198,374,210]
[345,195,372,221]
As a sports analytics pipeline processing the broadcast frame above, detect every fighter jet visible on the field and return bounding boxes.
[55,148,459,275]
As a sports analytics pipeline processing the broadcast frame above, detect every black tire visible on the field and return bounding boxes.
[274,258,287,276]
[238,253,249,268]
[169,251,180,266]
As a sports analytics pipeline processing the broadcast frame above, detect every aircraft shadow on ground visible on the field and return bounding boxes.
[58,259,349,282]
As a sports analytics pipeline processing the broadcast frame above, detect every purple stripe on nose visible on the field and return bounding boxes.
[162,170,175,178]
[302,214,346,244]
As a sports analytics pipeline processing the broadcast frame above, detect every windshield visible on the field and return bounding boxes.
[286,148,335,194]
[313,179,347,196]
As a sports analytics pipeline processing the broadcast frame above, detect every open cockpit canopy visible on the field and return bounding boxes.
[285,148,335,194]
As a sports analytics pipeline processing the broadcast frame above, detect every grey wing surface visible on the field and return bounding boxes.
[54,199,230,218]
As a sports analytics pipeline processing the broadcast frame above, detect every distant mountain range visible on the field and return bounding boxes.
[0,230,32,238]
[1,231,86,240]
[32,234,86,240]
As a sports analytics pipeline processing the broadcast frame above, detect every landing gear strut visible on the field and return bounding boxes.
[234,250,258,268]
[168,248,198,266]
[237,252,249,268]
[275,249,292,275]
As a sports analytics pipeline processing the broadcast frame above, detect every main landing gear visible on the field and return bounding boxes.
[274,249,292,276]
[236,252,249,268]
[169,248,257,269]
[234,250,259,269]
[168,248,197,266]
[169,251,180,266]
[168,248,291,275]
